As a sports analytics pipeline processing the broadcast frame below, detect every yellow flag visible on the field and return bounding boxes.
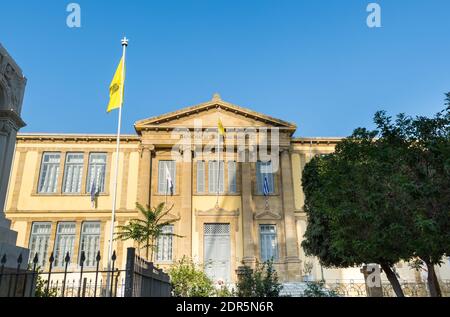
[107,57,125,112]
[218,118,225,136]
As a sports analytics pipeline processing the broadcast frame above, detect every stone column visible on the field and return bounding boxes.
[179,147,193,256]
[241,150,256,267]
[136,144,154,207]
[0,116,28,269]
[280,148,301,281]
[0,44,29,274]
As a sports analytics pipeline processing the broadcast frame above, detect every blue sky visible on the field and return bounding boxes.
[1,0,449,137]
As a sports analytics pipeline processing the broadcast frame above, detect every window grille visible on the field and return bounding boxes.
[38,153,61,193]
[63,153,84,193]
[28,222,52,267]
[86,153,107,193]
[54,222,76,267]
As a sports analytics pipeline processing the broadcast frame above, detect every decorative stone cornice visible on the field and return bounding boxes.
[292,137,344,145]
[195,208,240,217]
[254,210,282,220]
[134,94,297,135]
[0,110,26,130]
[16,133,140,144]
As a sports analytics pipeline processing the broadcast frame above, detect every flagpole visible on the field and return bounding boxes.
[106,37,128,297]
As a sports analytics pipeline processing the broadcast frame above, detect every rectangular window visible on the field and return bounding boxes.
[256,161,274,194]
[158,161,176,194]
[79,222,101,267]
[208,161,224,194]
[197,161,205,193]
[86,153,107,193]
[260,225,279,262]
[53,222,76,267]
[28,222,52,267]
[62,153,84,193]
[156,225,174,262]
[38,153,61,193]
[228,161,237,193]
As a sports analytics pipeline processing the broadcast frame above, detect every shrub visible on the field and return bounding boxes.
[34,272,58,297]
[169,257,215,297]
[236,260,283,297]
[303,281,337,297]
[215,285,235,297]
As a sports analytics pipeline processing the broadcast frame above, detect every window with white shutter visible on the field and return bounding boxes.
[79,222,101,267]
[228,161,237,193]
[28,222,52,267]
[197,161,205,193]
[63,153,84,193]
[158,161,176,194]
[86,153,107,193]
[260,225,279,262]
[53,222,76,267]
[38,153,61,193]
[208,161,224,194]
[156,225,174,262]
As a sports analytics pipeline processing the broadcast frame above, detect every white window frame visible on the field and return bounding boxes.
[62,153,84,194]
[208,160,225,194]
[156,225,174,262]
[86,153,107,194]
[158,161,176,194]
[38,152,61,194]
[259,224,279,262]
[228,161,237,193]
[79,222,101,268]
[28,222,52,268]
[53,222,76,268]
[197,160,205,193]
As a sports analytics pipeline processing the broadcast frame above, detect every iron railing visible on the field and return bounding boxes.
[124,248,171,297]
[0,248,171,297]
[322,279,450,297]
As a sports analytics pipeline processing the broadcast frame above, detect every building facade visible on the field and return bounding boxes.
[4,94,450,284]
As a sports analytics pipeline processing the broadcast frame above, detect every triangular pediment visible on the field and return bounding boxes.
[135,94,297,134]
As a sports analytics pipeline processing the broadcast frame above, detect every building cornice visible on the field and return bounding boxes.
[292,137,344,145]
[16,133,140,144]
[0,109,26,129]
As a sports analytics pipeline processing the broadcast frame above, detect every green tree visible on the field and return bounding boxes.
[302,98,450,297]
[302,128,414,297]
[236,260,283,297]
[169,256,215,297]
[373,102,450,297]
[115,202,182,261]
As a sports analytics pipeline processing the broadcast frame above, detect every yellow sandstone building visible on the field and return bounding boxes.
[4,94,450,286]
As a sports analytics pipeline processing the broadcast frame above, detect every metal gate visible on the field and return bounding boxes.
[203,224,230,283]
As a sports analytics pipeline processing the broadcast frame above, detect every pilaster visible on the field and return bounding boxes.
[241,150,256,266]
[280,148,301,281]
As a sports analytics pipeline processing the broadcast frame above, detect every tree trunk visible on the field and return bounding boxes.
[380,263,405,297]
[146,237,150,260]
[150,238,154,263]
[424,260,442,297]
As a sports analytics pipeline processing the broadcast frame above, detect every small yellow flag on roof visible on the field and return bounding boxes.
[218,118,225,136]
[107,57,125,112]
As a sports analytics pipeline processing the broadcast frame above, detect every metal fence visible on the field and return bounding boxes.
[323,280,450,297]
[124,248,171,297]
[0,248,171,297]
